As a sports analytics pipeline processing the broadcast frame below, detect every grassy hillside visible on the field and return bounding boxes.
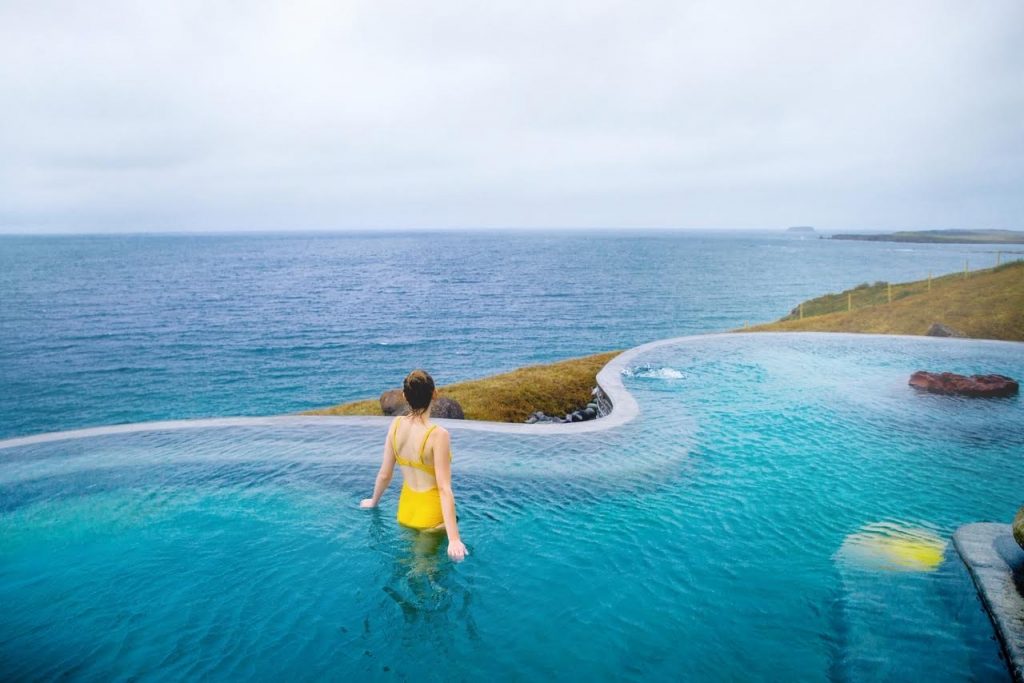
[747,260,1024,340]
[305,350,620,423]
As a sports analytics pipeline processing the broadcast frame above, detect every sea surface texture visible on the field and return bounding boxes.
[1,334,1020,681]
[0,230,1008,439]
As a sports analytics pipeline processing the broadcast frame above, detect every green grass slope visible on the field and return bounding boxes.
[748,260,1024,340]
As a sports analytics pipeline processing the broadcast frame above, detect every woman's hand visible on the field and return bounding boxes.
[447,539,468,562]
[359,498,377,509]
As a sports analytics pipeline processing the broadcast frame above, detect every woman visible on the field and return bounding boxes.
[360,369,468,562]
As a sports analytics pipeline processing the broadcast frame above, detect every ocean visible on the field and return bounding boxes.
[0,230,1008,439]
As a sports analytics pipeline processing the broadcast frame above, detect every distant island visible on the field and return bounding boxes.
[831,229,1024,244]
[786,226,815,233]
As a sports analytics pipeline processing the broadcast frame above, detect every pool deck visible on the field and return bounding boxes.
[954,523,1024,682]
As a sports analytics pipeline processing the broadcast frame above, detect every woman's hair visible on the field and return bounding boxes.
[403,369,435,415]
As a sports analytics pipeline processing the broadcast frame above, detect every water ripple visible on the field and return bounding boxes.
[0,335,1021,681]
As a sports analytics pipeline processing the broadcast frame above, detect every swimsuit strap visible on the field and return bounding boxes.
[425,422,453,464]
[390,418,403,461]
[418,424,453,464]
[391,418,440,475]
[418,425,438,460]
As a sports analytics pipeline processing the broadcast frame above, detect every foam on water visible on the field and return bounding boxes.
[1,334,1021,681]
[621,364,685,380]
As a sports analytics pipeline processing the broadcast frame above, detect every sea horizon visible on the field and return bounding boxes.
[0,229,1009,440]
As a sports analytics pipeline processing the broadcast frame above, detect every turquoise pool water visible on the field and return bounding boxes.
[1,334,1021,681]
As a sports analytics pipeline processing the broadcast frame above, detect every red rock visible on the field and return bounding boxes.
[909,371,1019,398]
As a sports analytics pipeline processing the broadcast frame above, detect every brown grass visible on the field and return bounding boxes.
[304,350,621,423]
[746,259,1024,341]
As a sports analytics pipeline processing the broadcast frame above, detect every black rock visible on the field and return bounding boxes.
[431,397,465,419]
[926,323,961,338]
[378,389,464,419]
[380,389,408,416]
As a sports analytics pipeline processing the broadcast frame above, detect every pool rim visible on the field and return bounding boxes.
[1,331,1020,451]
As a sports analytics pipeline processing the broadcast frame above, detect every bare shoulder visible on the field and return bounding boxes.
[386,416,403,438]
[429,424,451,448]
[428,425,451,463]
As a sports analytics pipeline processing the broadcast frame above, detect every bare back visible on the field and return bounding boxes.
[390,416,447,492]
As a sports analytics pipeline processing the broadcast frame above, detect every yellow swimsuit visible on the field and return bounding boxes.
[391,419,452,530]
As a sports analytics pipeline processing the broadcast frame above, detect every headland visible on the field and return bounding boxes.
[831,229,1024,244]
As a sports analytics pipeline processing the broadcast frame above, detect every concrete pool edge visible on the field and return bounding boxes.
[0,328,694,449]
[1,331,1021,450]
[953,523,1024,683]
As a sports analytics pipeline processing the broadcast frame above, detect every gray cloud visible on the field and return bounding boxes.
[1,0,1022,232]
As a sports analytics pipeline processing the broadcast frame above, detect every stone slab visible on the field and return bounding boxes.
[954,523,1024,682]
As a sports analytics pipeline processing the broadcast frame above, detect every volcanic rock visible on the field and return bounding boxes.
[926,323,962,337]
[908,371,1019,398]
[379,389,464,419]
[430,397,465,419]
[380,389,407,416]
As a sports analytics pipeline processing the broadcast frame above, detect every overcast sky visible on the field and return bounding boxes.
[1,0,1022,233]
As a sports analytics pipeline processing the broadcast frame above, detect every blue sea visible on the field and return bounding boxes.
[0,230,1010,439]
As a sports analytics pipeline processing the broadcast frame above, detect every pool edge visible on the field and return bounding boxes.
[953,523,1024,683]
[2,331,1021,450]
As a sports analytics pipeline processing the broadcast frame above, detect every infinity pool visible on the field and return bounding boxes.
[1,334,1021,681]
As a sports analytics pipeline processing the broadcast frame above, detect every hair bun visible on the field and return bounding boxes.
[403,369,435,414]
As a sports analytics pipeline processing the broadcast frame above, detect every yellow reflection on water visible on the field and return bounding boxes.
[836,521,947,572]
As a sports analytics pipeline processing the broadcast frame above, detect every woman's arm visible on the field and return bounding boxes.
[360,419,397,508]
[431,428,467,561]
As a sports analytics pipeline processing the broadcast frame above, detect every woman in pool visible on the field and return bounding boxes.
[360,369,468,562]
